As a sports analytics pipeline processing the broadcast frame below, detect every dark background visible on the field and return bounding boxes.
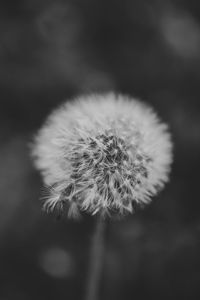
[1,0,200,299]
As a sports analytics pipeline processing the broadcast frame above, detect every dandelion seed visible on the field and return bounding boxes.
[31,93,173,218]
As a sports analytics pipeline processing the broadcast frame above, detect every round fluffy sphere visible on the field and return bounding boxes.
[32,93,173,218]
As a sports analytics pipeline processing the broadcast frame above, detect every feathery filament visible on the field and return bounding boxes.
[32,93,173,218]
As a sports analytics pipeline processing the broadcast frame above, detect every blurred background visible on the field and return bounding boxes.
[0,0,200,299]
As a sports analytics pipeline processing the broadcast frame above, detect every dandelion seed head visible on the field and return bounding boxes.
[32,93,173,218]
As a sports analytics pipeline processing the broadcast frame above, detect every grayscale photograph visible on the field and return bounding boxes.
[0,1,199,300]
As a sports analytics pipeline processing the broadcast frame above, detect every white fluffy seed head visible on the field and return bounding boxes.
[31,93,173,218]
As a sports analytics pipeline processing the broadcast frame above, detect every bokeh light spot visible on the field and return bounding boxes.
[160,11,200,59]
[39,247,75,278]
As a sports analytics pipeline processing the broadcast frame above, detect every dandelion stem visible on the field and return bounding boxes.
[85,216,106,300]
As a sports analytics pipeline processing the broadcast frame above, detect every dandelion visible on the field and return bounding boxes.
[31,92,173,300]
[32,92,173,218]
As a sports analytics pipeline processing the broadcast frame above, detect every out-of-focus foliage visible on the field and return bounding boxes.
[0,0,200,299]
